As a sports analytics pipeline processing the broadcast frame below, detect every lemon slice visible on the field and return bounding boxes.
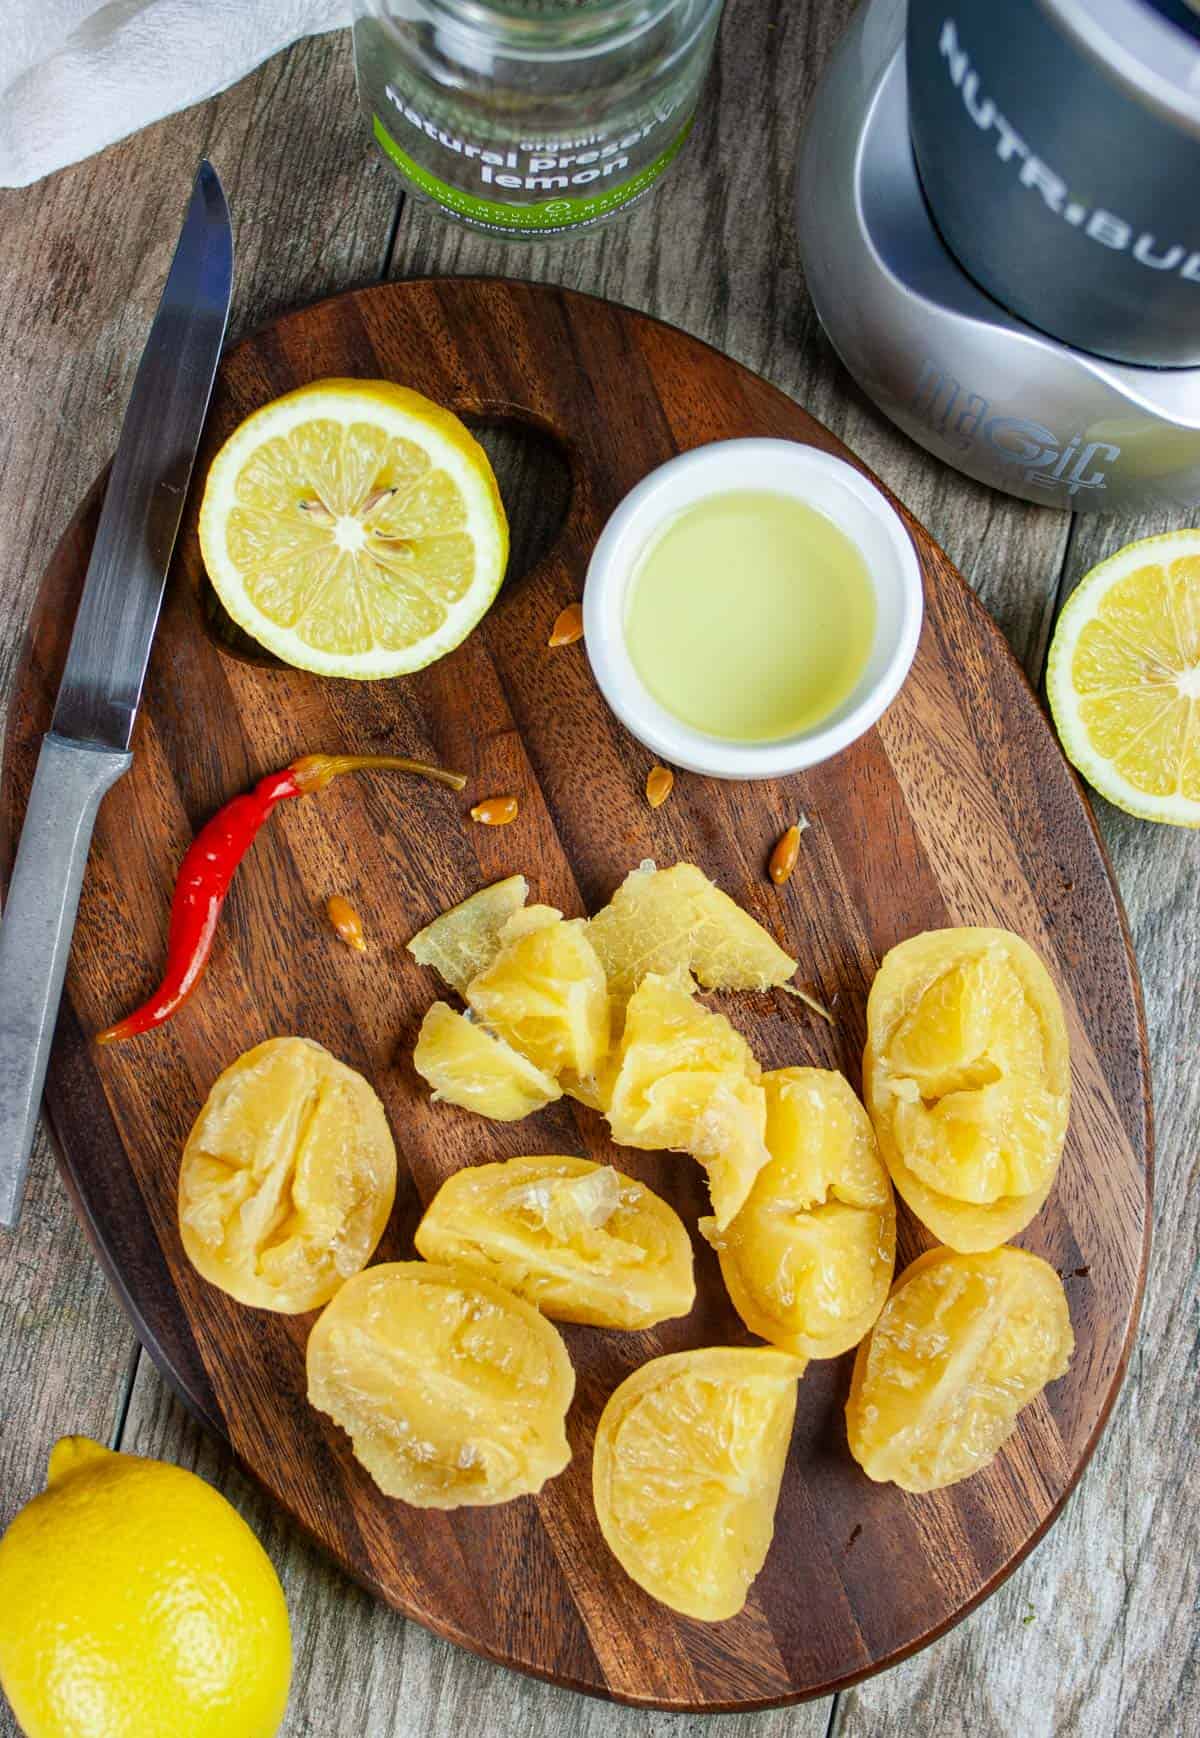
[199,379,508,678]
[1047,529,1200,826]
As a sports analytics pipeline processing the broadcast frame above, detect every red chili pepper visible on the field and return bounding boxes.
[96,753,465,1044]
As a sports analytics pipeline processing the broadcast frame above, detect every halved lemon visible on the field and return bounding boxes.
[199,379,508,678]
[864,929,1069,1253]
[712,1068,896,1359]
[307,1261,574,1507]
[592,1346,804,1621]
[1047,529,1200,826]
[178,1036,396,1314]
[846,1246,1073,1493]
[414,1155,695,1329]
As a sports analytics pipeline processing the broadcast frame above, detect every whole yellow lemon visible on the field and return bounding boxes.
[0,1437,291,1738]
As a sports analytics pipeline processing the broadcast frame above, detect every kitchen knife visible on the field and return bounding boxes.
[0,161,234,1231]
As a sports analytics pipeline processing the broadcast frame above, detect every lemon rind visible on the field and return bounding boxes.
[1047,528,1200,828]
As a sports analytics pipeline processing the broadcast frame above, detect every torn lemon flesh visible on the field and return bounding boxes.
[593,1346,804,1621]
[466,913,610,1080]
[307,1261,574,1506]
[415,1155,694,1328]
[407,876,528,996]
[178,1036,395,1313]
[864,929,1070,1252]
[607,971,769,1229]
[588,862,797,1006]
[413,1002,561,1121]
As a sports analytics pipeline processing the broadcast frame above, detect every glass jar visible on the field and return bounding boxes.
[352,0,725,238]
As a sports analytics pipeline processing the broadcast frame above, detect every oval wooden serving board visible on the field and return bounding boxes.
[2,280,1150,1711]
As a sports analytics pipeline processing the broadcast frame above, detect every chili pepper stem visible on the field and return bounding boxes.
[96,751,465,1045]
[289,754,466,794]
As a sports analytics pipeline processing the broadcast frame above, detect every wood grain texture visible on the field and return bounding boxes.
[834,509,1200,1738]
[0,27,405,1738]
[388,0,1074,674]
[1,277,1149,1711]
[4,0,1190,1729]
[122,1364,831,1738]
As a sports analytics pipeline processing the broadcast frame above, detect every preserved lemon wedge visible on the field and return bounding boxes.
[588,862,797,1005]
[593,1346,804,1621]
[466,913,610,1079]
[407,876,528,996]
[864,929,1070,1251]
[307,1262,574,1506]
[178,1036,395,1313]
[414,1156,695,1328]
[413,1002,561,1120]
[607,972,769,1229]
[846,1246,1074,1492]
[712,1069,896,1358]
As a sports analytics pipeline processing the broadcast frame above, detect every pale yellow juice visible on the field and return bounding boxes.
[624,490,876,742]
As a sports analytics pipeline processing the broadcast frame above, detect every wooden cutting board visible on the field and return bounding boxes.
[1,279,1150,1712]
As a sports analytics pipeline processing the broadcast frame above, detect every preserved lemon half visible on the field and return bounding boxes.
[466,912,610,1080]
[307,1262,574,1507]
[864,929,1070,1251]
[593,1347,804,1621]
[413,1002,561,1120]
[846,1246,1074,1493]
[587,862,797,1005]
[415,1156,695,1329]
[178,1037,395,1313]
[607,971,769,1230]
[407,875,528,995]
[712,1069,896,1358]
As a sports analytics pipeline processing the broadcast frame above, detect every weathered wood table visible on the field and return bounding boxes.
[0,5,1194,1734]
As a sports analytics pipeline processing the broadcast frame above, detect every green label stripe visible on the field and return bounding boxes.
[373,113,691,232]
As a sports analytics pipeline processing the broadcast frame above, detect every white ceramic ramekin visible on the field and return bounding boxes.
[582,439,923,779]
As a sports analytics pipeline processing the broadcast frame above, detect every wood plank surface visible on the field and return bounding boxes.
[0,0,1192,1731]
[2,275,1148,1711]
[833,509,1200,1738]
[0,25,413,1738]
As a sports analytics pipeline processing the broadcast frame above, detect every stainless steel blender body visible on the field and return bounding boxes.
[907,0,1200,367]
[795,0,1200,512]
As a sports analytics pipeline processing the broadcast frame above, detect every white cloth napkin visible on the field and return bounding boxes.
[2,0,348,188]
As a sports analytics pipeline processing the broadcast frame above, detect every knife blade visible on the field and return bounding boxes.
[54,160,234,748]
[0,161,234,1230]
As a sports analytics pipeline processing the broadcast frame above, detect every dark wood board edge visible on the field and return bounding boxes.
[0,276,1154,1711]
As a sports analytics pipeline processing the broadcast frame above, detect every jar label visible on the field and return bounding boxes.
[372,113,693,233]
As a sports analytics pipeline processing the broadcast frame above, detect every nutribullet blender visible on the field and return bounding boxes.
[796,0,1200,510]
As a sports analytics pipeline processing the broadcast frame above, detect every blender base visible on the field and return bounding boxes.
[795,0,1200,513]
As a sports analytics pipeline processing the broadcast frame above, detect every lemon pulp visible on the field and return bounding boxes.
[1047,529,1200,826]
[199,379,508,679]
[624,491,875,742]
[592,1346,805,1621]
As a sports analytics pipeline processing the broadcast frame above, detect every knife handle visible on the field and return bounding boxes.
[0,732,132,1231]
